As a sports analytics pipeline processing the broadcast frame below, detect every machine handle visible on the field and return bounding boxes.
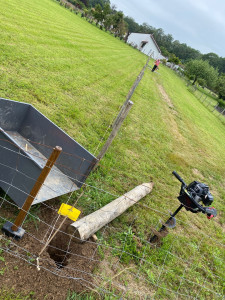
[172,171,186,187]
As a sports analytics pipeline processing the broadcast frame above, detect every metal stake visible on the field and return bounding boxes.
[3,146,62,239]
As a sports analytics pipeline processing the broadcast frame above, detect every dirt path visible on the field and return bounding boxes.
[156,82,186,145]
[157,83,174,109]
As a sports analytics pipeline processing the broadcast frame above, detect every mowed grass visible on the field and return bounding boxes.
[0,0,225,298]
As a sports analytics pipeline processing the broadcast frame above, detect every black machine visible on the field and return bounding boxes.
[150,171,217,244]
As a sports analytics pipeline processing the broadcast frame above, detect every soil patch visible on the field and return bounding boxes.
[0,201,99,300]
[155,83,186,145]
[157,83,174,110]
[192,168,204,180]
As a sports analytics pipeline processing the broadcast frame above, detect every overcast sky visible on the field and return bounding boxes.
[111,0,225,57]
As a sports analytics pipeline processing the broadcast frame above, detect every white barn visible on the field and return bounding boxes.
[127,33,165,60]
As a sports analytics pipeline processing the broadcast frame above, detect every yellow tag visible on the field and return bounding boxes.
[58,203,81,222]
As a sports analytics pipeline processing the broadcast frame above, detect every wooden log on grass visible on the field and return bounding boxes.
[70,182,154,241]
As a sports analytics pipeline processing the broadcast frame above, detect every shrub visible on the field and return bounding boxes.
[218,99,225,108]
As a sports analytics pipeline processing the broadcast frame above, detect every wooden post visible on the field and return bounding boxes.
[220,108,225,120]
[111,72,142,128]
[212,104,218,112]
[11,146,62,232]
[112,55,151,128]
[69,182,154,241]
[94,100,133,170]
[202,95,207,103]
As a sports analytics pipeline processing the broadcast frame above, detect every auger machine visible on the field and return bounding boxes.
[150,171,217,244]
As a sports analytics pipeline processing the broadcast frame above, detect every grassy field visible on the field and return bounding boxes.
[0,0,225,299]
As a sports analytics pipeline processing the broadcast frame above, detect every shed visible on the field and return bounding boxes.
[127,33,165,60]
[0,98,96,208]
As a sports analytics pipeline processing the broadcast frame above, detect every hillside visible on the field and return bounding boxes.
[0,0,224,299]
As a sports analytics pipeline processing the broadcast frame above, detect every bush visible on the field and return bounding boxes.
[218,99,225,108]
[197,78,206,87]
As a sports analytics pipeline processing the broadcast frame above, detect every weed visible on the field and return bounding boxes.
[0,256,5,262]
[0,268,5,275]
[112,227,144,264]
[0,288,34,300]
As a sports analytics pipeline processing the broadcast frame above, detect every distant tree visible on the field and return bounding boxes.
[111,11,127,38]
[83,8,88,17]
[103,2,111,15]
[110,3,117,13]
[118,19,128,39]
[103,14,113,31]
[92,4,104,25]
[219,58,225,74]
[80,0,89,7]
[124,16,140,33]
[89,0,109,8]
[216,74,225,99]
[202,52,225,74]
[80,0,225,65]
[171,41,201,62]
[160,46,170,58]
[139,22,154,34]
[168,53,181,65]
[185,59,218,89]
[202,52,220,69]
[162,33,174,52]
[66,0,85,9]
[197,78,207,88]
[152,28,164,44]
[102,3,112,31]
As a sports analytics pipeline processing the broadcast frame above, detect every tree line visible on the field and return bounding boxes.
[59,0,128,38]
[58,0,225,103]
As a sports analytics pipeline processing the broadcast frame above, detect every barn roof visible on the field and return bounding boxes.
[150,34,162,54]
[129,32,162,54]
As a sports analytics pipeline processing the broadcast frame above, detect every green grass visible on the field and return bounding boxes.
[0,0,225,299]
[0,288,34,300]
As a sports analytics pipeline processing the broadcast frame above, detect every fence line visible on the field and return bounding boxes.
[185,83,225,124]
[0,178,224,292]
[0,141,224,248]
[0,213,223,299]
[0,140,224,298]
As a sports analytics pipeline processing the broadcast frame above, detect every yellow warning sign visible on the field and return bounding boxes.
[58,203,81,222]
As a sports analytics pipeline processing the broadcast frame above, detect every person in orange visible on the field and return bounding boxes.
[152,59,160,72]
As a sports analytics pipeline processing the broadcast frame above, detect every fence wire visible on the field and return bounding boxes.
[0,138,224,299]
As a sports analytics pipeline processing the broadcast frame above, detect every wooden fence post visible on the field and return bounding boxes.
[202,95,207,103]
[93,100,133,170]
[212,104,218,112]
[220,108,225,120]
[206,101,212,107]
[69,182,154,241]
[3,146,62,239]
[112,55,151,128]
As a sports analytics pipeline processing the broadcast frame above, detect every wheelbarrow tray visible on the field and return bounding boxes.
[0,98,96,208]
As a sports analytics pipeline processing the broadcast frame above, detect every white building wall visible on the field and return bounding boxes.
[127,33,164,60]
